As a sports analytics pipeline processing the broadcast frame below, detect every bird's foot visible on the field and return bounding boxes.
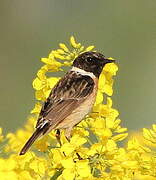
[55,129,62,147]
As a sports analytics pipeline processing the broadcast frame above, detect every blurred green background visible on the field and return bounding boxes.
[0,0,156,133]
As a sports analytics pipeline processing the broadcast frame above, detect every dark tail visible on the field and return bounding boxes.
[19,128,43,155]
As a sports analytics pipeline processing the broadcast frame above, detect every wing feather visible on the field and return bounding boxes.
[36,71,94,130]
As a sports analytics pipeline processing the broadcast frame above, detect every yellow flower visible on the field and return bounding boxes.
[35,135,49,152]
[61,168,75,180]
[1,36,156,180]
[59,43,70,53]
[61,157,75,169]
[41,57,62,68]
[50,149,64,169]
[31,102,42,114]
[70,134,87,147]
[87,143,106,156]
[61,143,75,156]
[95,90,103,105]
[0,128,4,142]
[0,171,18,180]
[29,158,46,175]
[76,160,91,178]
[104,62,118,76]
[70,36,81,49]
[105,139,117,152]
[0,158,16,171]
[18,171,34,180]
[98,72,106,92]
[112,133,128,142]
[85,45,95,51]
[5,130,32,153]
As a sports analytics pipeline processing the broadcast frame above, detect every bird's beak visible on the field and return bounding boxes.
[104,58,115,64]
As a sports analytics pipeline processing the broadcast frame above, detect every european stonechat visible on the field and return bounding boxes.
[19,51,114,155]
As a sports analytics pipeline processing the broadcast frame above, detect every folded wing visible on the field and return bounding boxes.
[36,71,95,130]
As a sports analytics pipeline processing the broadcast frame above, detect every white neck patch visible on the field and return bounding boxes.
[71,66,96,79]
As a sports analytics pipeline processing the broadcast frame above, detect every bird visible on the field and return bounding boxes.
[19,51,115,155]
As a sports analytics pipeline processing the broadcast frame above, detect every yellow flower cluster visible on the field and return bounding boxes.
[1,36,156,180]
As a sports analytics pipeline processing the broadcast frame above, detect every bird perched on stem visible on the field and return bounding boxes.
[19,51,115,155]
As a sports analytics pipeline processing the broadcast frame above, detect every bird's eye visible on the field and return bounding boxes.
[86,57,93,63]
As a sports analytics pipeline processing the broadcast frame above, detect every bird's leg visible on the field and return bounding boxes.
[55,129,61,147]
[65,128,83,160]
[76,152,83,160]
[64,128,72,142]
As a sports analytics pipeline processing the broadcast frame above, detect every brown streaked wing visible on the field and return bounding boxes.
[36,71,94,129]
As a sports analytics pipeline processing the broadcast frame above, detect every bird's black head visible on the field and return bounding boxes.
[73,51,115,78]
